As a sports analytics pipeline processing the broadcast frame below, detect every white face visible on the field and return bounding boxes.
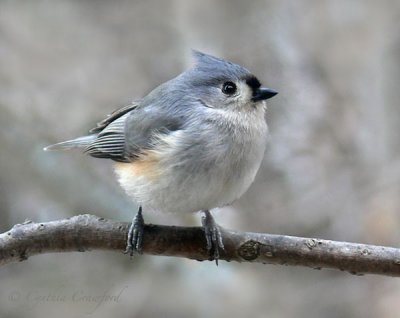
[216,79,265,111]
[229,80,257,108]
[193,74,269,111]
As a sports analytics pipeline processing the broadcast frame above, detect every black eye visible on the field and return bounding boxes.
[221,81,237,95]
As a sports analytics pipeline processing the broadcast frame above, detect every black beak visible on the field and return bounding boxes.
[252,87,278,102]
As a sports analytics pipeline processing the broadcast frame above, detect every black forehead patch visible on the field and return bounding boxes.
[245,76,261,90]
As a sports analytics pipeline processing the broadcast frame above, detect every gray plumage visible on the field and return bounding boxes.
[45,50,277,214]
[46,51,257,160]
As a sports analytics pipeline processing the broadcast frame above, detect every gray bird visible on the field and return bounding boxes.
[45,51,278,262]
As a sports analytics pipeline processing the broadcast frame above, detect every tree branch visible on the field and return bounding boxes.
[1,214,400,276]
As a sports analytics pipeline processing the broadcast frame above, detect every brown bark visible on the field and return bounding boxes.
[1,214,400,276]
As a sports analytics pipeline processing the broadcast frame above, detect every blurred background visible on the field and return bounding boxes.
[1,0,400,317]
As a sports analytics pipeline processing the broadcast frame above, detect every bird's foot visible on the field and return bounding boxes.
[201,210,225,265]
[124,206,145,257]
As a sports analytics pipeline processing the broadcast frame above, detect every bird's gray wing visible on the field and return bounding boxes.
[89,103,138,133]
[85,110,131,162]
[85,102,183,162]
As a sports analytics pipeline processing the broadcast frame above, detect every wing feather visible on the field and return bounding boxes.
[85,112,130,162]
[83,98,185,162]
[89,103,138,134]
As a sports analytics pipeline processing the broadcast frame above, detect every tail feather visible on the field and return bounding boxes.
[44,135,97,151]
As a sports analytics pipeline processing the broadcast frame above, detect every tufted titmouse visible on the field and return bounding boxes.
[45,51,278,262]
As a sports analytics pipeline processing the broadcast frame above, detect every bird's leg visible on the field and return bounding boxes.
[124,206,145,257]
[201,210,225,265]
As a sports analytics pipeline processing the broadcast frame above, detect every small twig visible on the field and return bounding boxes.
[1,214,400,276]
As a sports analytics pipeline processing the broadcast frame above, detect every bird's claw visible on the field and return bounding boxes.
[202,210,225,265]
[124,206,144,257]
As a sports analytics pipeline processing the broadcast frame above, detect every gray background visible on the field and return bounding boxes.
[1,1,400,317]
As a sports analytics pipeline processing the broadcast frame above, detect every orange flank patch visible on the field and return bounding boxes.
[114,150,162,180]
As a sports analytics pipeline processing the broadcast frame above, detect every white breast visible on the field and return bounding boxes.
[115,106,268,214]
